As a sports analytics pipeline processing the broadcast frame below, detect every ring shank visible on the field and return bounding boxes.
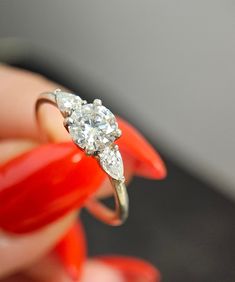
[86,178,129,225]
[36,91,129,226]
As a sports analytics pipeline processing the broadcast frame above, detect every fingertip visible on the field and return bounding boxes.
[0,64,63,141]
[80,260,124,282]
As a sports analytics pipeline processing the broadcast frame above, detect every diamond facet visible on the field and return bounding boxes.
[99,146,124,180]
[56,91,82,116]
[68,103,118,153]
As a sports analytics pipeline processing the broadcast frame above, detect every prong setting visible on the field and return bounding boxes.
[114,144,119,151]
[54,88,62,94]
[93,99,102,106]
[115,129,122,138]
[58,92,124,181]
[85,148,94,156]
[63,117,74,129]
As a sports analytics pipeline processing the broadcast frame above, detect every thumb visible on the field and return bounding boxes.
[0,65,77,279]
[0,64,69,142]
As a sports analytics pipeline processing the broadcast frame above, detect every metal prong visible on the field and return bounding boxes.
[93,99,102,106]
[54,88,62,94]
[82,100,87,105]
[115,129,122,138]
[63,117,73,129]
[85,149,94,156]
[120,176,126,183]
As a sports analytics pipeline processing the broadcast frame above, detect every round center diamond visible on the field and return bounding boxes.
[68,103,118,153]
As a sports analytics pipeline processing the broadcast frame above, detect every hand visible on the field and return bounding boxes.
[0,64,165,281]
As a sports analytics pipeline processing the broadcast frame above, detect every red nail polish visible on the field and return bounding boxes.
[98,256,161,282]
[0,142,105,233]
[54,221,86,281]
[117,117,167,179]
[0,117,166,233]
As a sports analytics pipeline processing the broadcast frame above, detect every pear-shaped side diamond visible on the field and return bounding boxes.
[56,91,82,116]
[99,146,124,181]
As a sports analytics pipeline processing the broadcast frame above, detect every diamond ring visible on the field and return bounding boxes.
[36,89,128,225]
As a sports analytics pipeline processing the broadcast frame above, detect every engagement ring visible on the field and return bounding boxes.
[36,89,129,226]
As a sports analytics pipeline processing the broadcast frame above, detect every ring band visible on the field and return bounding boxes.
[35,89,129,225]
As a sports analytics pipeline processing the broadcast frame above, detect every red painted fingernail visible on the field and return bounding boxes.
[54,221,86,281]
[0,117,166,233]
[98,256,161,282]
[0,142,106,233]
[117,117,167,179]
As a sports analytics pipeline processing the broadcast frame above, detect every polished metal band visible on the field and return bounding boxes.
[36,91,129,225]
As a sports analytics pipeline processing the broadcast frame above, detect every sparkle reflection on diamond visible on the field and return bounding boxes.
[56,91,82,116]
[68,103,118,153]
[99,146,124,180]
[56,91,124,180]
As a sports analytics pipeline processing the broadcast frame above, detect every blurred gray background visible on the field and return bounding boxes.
[0,1,235,282]
[0,0,235,199]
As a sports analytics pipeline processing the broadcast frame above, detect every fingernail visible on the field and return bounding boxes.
[117,117,167,179]
[98,256,161,282]
[0,142,105,233]
[0,118,166,233]
[54,222,86,281]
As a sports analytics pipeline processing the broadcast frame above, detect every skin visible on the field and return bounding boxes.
[0,64,124,282]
